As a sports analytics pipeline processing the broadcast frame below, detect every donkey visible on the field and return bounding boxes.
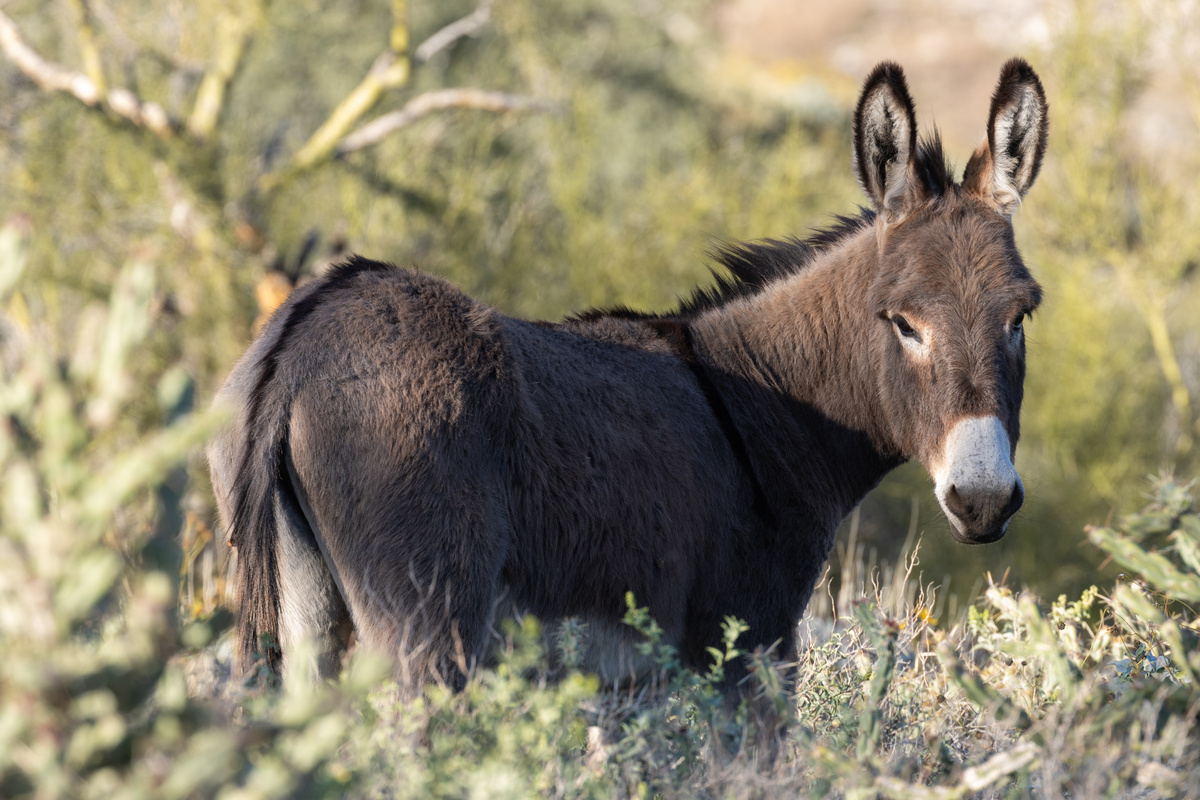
[210,59,1049,690]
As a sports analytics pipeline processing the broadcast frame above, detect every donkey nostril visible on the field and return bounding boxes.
[944,484,979,523]
[1001,481,1024,519]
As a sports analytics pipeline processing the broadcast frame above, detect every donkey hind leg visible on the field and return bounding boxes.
[273,485,353,682]
[341,498,511,696]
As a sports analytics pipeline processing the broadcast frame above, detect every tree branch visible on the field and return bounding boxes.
[258,3,411,191]
[187,5,262,139]
[337,88,553,155]
[253,1,545,190]
[284,51,410,174]
[414,1,492,63]
[0,9,173,137]
[65,0,106,96]
[390,0,408,56]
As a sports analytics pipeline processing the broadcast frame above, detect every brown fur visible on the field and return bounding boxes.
[209,59,1049,690]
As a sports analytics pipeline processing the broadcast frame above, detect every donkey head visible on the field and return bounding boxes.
[853,59,1048,544]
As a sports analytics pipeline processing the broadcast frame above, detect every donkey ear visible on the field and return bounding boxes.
[853,61,919,223]
[963,58,1049,216]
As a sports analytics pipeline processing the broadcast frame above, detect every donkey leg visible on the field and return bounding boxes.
[328,493,511,695]
[274,484,352,682]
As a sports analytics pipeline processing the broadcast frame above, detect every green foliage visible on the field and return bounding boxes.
[345,617,600,799]
[746,481,1194,799]
[8,0,1196,598]
[1018,0,1200,520]
[0,223,381,799]
[3,0,1200,796]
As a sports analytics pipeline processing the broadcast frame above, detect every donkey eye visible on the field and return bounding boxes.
[892,315,920,340]
[1010,313,1026,337]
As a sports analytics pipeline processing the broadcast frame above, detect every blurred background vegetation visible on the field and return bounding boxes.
[1,0,1198,631]
[3,0,1200,796]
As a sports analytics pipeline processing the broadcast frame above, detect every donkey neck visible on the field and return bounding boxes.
[688,227,901,516]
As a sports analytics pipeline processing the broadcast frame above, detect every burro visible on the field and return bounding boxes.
[210,59,1049,692]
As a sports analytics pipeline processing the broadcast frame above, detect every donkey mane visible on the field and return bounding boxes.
[573,133,955,324]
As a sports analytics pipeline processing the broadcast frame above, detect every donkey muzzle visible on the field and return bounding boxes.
[933,416,1023,544]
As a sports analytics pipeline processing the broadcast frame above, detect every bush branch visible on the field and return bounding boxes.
[337,89,553,155]
[259,2,411,191]
[414,1,492,63]
[0,9,173,137]
[187,6,262,139]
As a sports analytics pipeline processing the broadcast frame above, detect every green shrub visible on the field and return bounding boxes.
[0,224,381,799]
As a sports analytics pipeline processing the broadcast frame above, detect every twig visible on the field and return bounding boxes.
[338,88,553,155]
[258,3,411,191]
[0,9,172,137]
[414,1,492,63]
[873,741,1040,798]
[187,5,262,139]
[65,0,105,96]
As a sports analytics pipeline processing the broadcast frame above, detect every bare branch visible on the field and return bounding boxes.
[0,9,98,101]
[286,51,410,172]
[414,1,492,63]
[258,3,411,191]
[187,5,262,139]
[0,9,173,137]
[338,88,553,155]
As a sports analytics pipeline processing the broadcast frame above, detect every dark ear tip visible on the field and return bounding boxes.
[865,60,906,83]
[995,57,1046,100]
[861,60,911,98]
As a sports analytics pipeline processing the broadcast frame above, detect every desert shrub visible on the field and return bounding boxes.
[791,476,1200,799]
[0,224,384,799]
[4,1,1200,796]
[5,212,1200,796]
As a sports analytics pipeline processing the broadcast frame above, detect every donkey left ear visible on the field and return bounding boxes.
[963,58,1049,216]
[853,61,919,223]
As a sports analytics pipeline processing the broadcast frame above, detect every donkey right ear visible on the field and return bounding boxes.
[963,58,1049,216]
[853,62,919,223]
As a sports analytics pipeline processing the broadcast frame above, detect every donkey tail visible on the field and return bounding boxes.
[226,375,291,679]
[216,292,318,680]
[214,258,392,680]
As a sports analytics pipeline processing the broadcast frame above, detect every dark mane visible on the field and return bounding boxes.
[915,131,954,197]
[571,133,955,326]
[569,210,877,323]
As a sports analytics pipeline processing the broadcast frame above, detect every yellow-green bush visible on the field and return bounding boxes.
[0,224,384,799]
[3,0,1200,796]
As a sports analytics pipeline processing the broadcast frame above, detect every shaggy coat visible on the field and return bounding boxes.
[210,59,1049,689]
